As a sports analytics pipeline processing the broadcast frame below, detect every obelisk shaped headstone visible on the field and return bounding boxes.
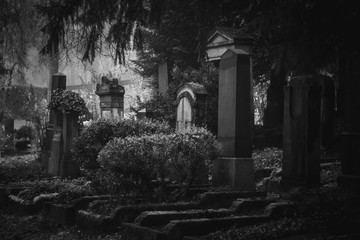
[213,48,255,190]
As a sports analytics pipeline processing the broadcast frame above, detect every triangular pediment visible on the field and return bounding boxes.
[207,31,232,46]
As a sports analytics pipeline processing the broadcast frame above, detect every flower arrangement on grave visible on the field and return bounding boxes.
[48,89,88,115]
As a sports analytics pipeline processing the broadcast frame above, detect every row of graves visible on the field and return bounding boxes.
[9,27,359,239]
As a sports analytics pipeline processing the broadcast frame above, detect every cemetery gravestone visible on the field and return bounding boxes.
[213,48,255,191]
[176,82,207,131]
[48,73,66,175]
[282,76,322,188]
[95,76,125,120]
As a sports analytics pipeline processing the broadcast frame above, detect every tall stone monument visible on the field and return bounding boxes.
[158,61,169,94]
[47,73,66,174]
[95,76,125,119]
[282,76,322,188]
[213,46,255,190]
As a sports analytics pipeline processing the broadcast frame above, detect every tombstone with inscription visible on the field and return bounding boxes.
[282,76,322,188]
[212,41,255,190]
[176,82,207,131]
[95,76,125,119]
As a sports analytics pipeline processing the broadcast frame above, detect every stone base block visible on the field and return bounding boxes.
[212,157,255,191]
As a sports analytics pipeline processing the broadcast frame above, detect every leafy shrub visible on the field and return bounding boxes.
[253,147,283,170]
[72,118,173,178]
[0,155,48,183]
[17,177,94,204]
[96,127,221,200]
[15,125,35,140]
[48,89,88,115]
[166,127,222,186]
[96,134,169,199]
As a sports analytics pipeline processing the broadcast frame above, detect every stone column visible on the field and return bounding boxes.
[158,61,169,94]
[282,76,322,188]
[213,48,255,190]
[47,73,66,175]
[96,77,125,119]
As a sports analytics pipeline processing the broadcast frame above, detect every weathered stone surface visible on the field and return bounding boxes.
[122,223,168,240]
[164,215,270,240]
[158,61,169,94]
[135,209,232,227]
[76,210,116,233]
[282,76,322,188]
[95,76,125,119]
[197,191,266,209]
[264,201,296,219]
[44,73,66,171]
[229,197,274,213]
[113,202,199,223]
[213,157,255,191]
[217,49,253,158]
[213,47,255,190]
[33,193,60,203]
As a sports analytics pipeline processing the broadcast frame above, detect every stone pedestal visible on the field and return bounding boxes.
[213,47,255,190]
[60,113,80,178]
[282,76,322,188]
[48,129,63,175]
[213,158,255,191]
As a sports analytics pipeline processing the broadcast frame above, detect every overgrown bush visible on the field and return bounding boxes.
[72,118,173,178]
[253,147,283,170]
[17,177,94,204]
[96,127,221,201]
[96,134,169,199]
[166,127,222,186]
[0,155,48,183]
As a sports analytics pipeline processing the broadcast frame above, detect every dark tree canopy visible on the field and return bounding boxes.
[37,0,162,64]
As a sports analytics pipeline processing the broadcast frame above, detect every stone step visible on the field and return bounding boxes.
[229,197,275,213]
[121,200,295,240]
[135,209,233,227]
[165,215,271,240]
[123,215,271,240]
[197,191,267,209]
[135,197,274,227]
